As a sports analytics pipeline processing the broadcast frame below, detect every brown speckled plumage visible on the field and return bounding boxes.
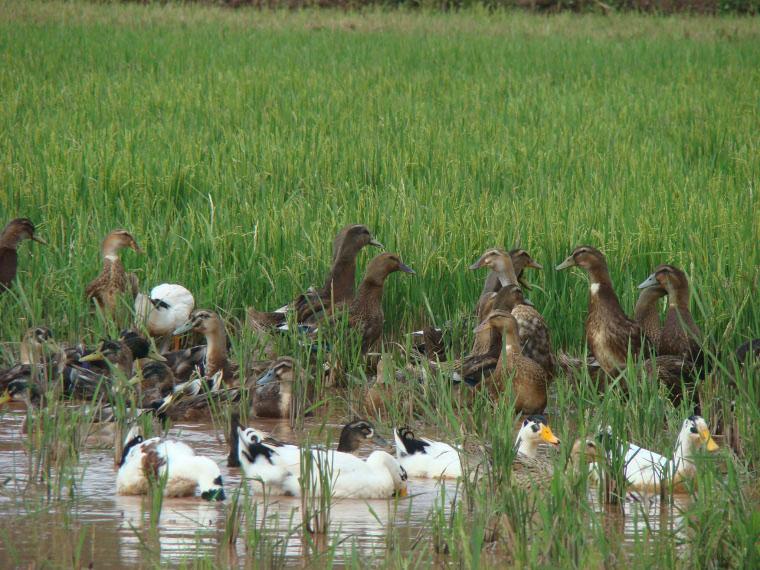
[633,283,666,349]
[85,230,141,316]
[492,284,555,380]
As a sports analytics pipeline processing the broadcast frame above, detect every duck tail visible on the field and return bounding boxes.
[228,411,241,468]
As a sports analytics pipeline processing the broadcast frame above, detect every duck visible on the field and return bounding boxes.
[169,310,237,383]
[491,284,555,380]
[346,253,415,352]
[272,253,414,355]
[596,416,719,493]
[639,265,702,362]
[336,419,389,453]
[85,229,142,317]
[0,218,47,294]
[235,425,407,499]
[134,283,195,350]
[470,249,520,305]
[393,427,464,479]
[477,248,543,314]
[149,371,233,422]
[117,430,225,500]
[0,327,59,391]
[250,357,298,419]
[510,414,566,489]
[633,278,667,349]
[64,339,135,400]
[556,246,647,378]
[247,224,383,329]
[475,310,549,414]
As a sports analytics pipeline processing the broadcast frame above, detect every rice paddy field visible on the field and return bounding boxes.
[1,1,759,568]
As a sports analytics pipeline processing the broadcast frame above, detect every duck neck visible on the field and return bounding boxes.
[587,265,627,316]
[204,327,228,376]
[351,274,388,315]
[634,287,665,345]
[19,342,38,366]
[101,241,123,261]
[514,434,539,458]
[323,245,361,303]
[672,433,697,480]
[494,259,519,288]
[337,430,358,453]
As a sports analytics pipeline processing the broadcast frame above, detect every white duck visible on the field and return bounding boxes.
[393,427,464,479]
[393,415,560,480]
[117,430,225,500]
[595,416,719,493]
[235,426,407,499]
[135,284,195,347]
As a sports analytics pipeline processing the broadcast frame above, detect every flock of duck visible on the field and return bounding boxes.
[1,218,756,503]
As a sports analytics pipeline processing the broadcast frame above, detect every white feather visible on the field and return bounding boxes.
[135,283,195,337]
[393,429,462,479]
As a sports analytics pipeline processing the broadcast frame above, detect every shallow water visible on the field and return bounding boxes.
[0,406,692,568]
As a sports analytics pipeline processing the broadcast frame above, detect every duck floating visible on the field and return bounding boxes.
[235,425,407,499]
[117,430,225,500]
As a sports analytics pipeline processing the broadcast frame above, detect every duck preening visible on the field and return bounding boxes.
[85,229,142,318]
[234,425,407,499]
[0,218,46,294]
[135,283,195,350]
[117,430,225,500]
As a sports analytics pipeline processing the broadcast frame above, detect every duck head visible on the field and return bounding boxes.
[79,339,133,375]
[0,218,47,248]
[236,426,279,468]
[119,330,166,362]
[491,284,529,313]
[337,419,389,453]
[678,415,719,454]
[514,415,560,458]
[173,310,223,336]
[193,458,225,501]
[509,248,543,290]
[101,229,142,258]
[363,253,415,285]
[19,326,56,364]
[555,246,607,272]
[570,438,599,465]
[639,264,690,299]
[0,379,40,407]
[334,224,383,259]
[256,358,295,390]
[473,309,519,346]
[470,248,518,286]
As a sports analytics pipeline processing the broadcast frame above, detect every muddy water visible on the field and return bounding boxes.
[0,406,690,568]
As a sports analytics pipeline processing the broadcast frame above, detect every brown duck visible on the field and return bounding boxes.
[491,284,556,380]
[479,248,543,300]
[475,310,549,414]
[633,279,667,349]
[85,230,142,316]
[639,265,702,361]
[170,310,237,384]
[250,357,297,419]
[345,252,415,353]
[556,246,646,377]
[0,218,47,293]
[247,225,382,329]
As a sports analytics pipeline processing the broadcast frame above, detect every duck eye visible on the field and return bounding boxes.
[530,424,540,433]
[690,425,699,434]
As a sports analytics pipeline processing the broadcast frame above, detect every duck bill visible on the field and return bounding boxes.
[371,434,390,448]
[395,485,408,498]
[369,238,384,249]
[0,390,12,406]
[398,263,415,275]
[526,260,543,270]
[148,348,167,362]
[31,235,48,245]
[173,321,194,335]
[540,425,560,446]
[79,351,105,363]
[700,429,719,452]
[473,321,489,334]
[130,242,143,254]
[638,274,658,289]
[555,256,576,271]
[255,368,277,387]
[469,255,486,270]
